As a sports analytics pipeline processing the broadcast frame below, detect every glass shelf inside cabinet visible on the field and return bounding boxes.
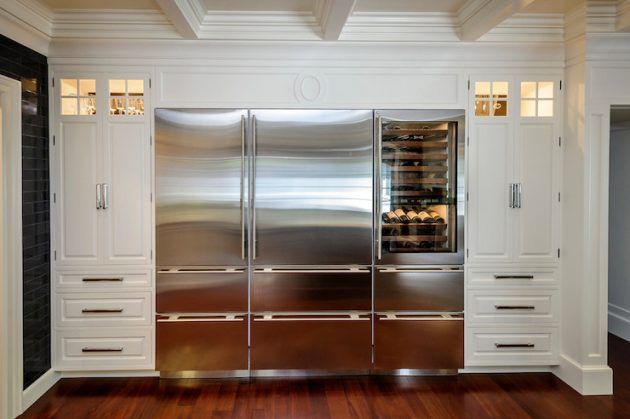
[380,120,458,254]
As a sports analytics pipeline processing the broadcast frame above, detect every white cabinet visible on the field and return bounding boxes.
[51,73,154,373]
[467,76,561,265]
[52,75,152,268]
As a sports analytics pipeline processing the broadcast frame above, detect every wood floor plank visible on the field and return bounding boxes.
[20,334,630,419]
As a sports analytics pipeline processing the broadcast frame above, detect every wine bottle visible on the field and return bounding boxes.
[406,209,421,223]
[394,208,410,223]
[417,210,435,223]
[428,209,445,223]
[386,211,401,223]
[382,213,392,224]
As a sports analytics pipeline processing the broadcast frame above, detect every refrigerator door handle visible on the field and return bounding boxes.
[157,313,247,322]
[254,268,370,273]
[251,114,257,260]
[253,313,370,321]
[376,267,463,273]
[241,114,246,260]
[376,115,383,261]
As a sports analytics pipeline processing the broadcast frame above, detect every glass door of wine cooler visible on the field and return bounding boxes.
[376,110,465,266]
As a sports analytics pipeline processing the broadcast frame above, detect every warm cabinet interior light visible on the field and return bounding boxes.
[520,81,553,117]
[475,81,508,117]
[109,79,145,116]
[60,78,96,115]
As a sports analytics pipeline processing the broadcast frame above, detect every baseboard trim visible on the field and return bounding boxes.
[609,303,630,341]
[551,354,613,395]
[22,369,61,413]
[460,366,551,374]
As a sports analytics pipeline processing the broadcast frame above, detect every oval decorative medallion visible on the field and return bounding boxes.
[294,73,325,103]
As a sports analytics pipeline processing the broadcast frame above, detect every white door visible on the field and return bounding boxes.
[101,77,151,265]
[513,79,561,263]
[467,78,515,263]
[55,120,101,265]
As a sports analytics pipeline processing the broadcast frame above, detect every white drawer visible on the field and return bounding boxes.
[467,268,558,288]
[468,289,559,324]
[466,326,558,366]
[55,270,152,291]
[55,328,153,371]
[56,292,152,327]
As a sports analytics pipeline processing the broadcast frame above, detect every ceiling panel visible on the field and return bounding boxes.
[353,0,467,13]
[40,0,160,9]
[204,0,314,12]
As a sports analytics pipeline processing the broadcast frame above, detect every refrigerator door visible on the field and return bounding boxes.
[251,109,373,266]
[155,109,248,267]
[375,110,465,266]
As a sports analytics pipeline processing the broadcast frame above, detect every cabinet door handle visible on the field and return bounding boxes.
[494,343,535,348]
[516,183,522,208]
[96,184,103,209]
[82,277,123,282]
[494,305,535,310]
[251,115,257,260]
[102,183,109,209]
[81,309,124,314]
[493,274,534,279]
[81,347,123,353]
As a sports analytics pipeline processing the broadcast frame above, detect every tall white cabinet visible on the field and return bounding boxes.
[51,74,154,371]
[466,76,562,366]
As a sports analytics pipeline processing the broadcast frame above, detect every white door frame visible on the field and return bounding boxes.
[0,74,23,419]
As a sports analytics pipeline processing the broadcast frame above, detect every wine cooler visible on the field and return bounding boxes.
[375,110,465,266]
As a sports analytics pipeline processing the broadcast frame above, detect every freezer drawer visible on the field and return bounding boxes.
[374,313,463,371]
[375,268,463,312]
[157,269,247,313]
[156,314,248,372]
[251,109,373,266]
[251,313,371,372]
[252,269,371,312]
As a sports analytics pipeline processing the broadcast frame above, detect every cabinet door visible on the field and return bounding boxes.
[513,102,560,262]
[102,119,151,265]
[467,121,513,262]
[55,120,101,265]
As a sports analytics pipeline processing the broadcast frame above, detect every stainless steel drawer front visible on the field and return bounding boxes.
[252,269,371,312]
[157,269,247,313]
[251,313,371,371]
[375,269,464,312]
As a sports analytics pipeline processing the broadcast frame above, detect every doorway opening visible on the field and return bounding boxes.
[608,105,630,345]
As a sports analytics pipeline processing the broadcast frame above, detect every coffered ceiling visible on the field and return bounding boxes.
[2,0,629,45]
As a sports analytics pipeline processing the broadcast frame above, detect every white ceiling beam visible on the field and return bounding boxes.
[155,0,204,39]
[320,0,356,41]
[458,0,537,41]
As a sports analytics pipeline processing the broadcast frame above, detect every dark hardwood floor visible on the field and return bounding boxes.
[21,334,630,418]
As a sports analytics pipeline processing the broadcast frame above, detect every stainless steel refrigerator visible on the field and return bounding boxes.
[155,109,374,376]
[373,110,465,372]
[155,109,249,377]
[249,109,373,374]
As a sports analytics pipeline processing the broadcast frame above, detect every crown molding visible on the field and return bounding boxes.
[0,0,51,54]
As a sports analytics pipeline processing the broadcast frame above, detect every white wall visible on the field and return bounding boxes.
[608,125,630,341]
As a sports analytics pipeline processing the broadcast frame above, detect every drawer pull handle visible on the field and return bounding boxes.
[494,305,536,310]
[81,347,123,353]
[494,343,535,348]
[82,277,123,282]
[81,309,124,314]
[493,274,534,279]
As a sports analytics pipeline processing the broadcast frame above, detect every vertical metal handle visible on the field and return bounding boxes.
[96,184,103,209]
[251,115,257,260]
[241,114,246,260]
[509,183,515,208]
[376,115,383,260]
[517,183,522,208]
[102,184,109,210]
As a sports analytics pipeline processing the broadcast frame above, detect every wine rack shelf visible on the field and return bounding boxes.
[388,165,448,172]
[382,140,448,149]
[382,235,449,242]
[383,152,448,161]
[382,223,447,228]
[382,128,448,136]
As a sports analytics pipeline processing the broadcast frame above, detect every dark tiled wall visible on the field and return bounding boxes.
[0,34,50,389]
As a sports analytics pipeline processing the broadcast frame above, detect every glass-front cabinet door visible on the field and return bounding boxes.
[376,110,465,266]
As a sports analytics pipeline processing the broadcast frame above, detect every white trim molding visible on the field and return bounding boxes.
[0,74,24,419]
[609,303,630,341]
[21,370,60,413]
[552,355,613,395]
